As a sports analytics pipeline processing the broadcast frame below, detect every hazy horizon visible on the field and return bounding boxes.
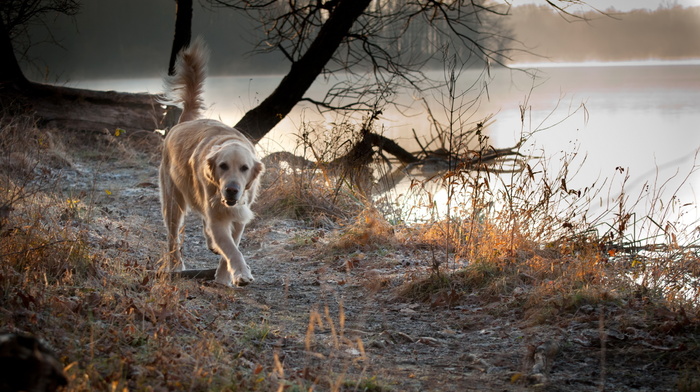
[507,0,700,12]
[18,1,700,82]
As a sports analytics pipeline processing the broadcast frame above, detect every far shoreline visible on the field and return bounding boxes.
[508,58,700,69]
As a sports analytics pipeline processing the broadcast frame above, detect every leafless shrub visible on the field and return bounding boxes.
[389,55,700,323]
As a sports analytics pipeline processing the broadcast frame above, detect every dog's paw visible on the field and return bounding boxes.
[215,262,253,287]
[213,273,253,287]
[213,278,234,288]
[232,263,254,286]
[233,273,254,287]
[214,268,234,287]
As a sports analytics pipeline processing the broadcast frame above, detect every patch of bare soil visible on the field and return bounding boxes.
[54,133,695,391]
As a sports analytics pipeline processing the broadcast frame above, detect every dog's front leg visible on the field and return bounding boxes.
[203,220,219,255]
[207,218,254,287]
[232,221,245,247]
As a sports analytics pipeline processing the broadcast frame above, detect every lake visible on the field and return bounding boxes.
[70,61,700,233]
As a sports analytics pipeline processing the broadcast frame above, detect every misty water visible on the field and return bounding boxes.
[71,61,700,236]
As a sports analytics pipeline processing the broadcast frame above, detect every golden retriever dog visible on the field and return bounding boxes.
[160,39,264,287]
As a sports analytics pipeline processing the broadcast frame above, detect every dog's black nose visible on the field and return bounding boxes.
[224,183,240,200]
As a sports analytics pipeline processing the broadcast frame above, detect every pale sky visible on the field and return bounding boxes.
[511,0,700,11]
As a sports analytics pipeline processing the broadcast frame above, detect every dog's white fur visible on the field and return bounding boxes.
[160,39,264,287]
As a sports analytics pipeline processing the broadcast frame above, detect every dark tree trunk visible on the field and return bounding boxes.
[234,0,372,142]
[168,0,193,76]
[0,16,28,88]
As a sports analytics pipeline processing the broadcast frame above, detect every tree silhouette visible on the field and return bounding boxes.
[0,16,26,87]
[0,0,166,132]
[205,0,513,142]
[0,0,79,86]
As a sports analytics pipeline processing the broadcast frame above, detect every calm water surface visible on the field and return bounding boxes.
[492,64,700,230]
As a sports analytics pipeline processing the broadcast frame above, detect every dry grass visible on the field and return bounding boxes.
[252,84,700,332]
[391,147,700,338]
[255,160,365,227]
[375,65,700,332]
[330,207,396,253]
[0,116,274,391]
[2,98,699,390]
[0,114,391,391]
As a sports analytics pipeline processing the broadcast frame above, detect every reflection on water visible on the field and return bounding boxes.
[494,64,700,232]
[70,62,700,229]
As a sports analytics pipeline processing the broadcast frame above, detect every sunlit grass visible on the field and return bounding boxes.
[2,82,699,390]
[0,115,269,391]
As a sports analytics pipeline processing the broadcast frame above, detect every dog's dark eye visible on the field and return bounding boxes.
[219,163,229,171]
[240,165,249,172]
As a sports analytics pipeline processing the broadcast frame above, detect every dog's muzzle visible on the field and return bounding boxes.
[222,182,241,206]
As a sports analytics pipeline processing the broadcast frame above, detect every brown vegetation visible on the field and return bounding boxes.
[1,111,699,391]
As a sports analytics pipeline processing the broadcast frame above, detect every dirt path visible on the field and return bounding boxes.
[57,145,686,392]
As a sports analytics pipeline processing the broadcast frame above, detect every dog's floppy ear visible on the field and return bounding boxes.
[204,147,220,184]
[245,160,264,190]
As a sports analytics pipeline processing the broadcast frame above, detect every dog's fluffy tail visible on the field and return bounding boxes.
[162,38,208,124]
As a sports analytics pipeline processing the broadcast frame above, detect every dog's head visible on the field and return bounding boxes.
[205,142,264,207]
